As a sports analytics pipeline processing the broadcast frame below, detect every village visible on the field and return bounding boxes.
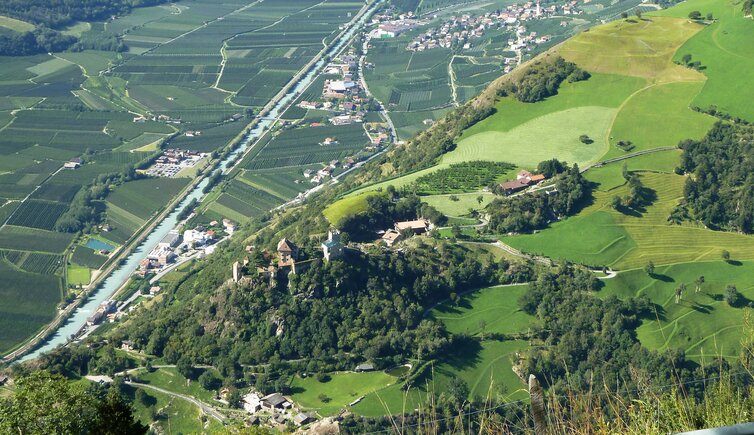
[290,50,392,186]
[401,1,583,59]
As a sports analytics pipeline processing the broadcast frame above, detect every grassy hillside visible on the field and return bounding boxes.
[505,171,754,269]
[655,0,754,120]
[600,260,754,360]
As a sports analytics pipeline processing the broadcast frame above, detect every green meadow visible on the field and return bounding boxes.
[429,284,534,337]
[655,0,754,121]
[600,261,754,360]
[323,191,385,226]
[505,172,754,269]
[421,192,496,217]
[290,371,398,416]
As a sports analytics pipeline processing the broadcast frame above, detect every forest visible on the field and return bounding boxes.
[679,123,754,233]
[0,0,170,29]
[0,0,169,55]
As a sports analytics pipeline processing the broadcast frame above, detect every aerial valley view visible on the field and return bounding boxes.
[0,0,752,433]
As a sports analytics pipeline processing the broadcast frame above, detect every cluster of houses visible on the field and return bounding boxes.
[405,3,564,56]
[369,11,427,39]
[133,114,181,124]
[380,218,433,247]
[145,149,206,178]
[86,300,117,326]
[241,392,317,428]
[500,170,547,195]
[137,220,236,277]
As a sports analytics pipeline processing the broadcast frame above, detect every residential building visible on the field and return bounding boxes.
[395,218,432,235]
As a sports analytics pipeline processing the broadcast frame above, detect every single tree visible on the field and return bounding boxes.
[451,224,462,238]
[722,250,731,262]
[621,11,629,19]
[695,275,705,293]
[176,357,195,380]
[476,195,484,205]
[706,12,713,20]
[479,319,487,341]
[635,8,642,19]
[675,283,686,304]
[726,284,742,306]
[681,54,692,65]
[644,260,655,277]
[688,10,702,19]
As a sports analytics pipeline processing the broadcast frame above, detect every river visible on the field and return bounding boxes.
[23,1,380,361]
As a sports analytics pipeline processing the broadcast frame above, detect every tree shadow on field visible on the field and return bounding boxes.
[442,336,483,372]
[650,273,674,283]
[689,302,712,314]
[641,303,667,321]
[288,386,305,394]
[725,260,743,266]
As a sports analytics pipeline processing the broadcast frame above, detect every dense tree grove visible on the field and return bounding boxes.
[115,242,524,377]
[0,0,170,29]
[0,28,76,56]
[0,371,146,434]
[0,0,168,55]
[499,56,590,103]
[519,265,712,395]
[487,164,591,233]
[55,166,143,233]
[679,123,754,233]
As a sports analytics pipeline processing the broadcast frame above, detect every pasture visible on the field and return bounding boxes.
[601,261,754,360]
[505,172,754,269]
[290,371,398,416]
[134,367,221,404]
[654,0,754,121]
[125,384,223,434]
[557,16,704,81]
[0,15,34,32]
[451,106,614,168]
[429,284,533,337]
[352,340,529,417]
[605,81,715,159]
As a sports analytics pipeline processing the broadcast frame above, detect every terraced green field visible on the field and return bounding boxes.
[505,172,754,269]
[601,261,754,360]
[655,0,754,121]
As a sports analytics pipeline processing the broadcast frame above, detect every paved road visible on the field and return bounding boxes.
[126,381,226,422]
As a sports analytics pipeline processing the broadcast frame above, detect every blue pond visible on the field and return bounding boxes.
[85,238,115,251]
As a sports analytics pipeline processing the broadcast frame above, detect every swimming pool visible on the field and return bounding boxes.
[85,238,115,251]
